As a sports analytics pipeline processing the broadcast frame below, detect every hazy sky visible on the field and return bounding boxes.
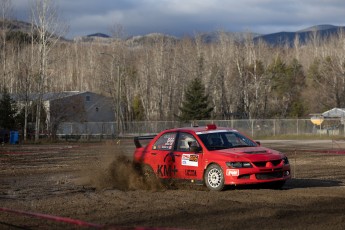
[11,0,345,38]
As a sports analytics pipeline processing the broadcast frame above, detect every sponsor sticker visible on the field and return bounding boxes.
[226,169,239,176]
[185,169,197,176]
[181,154,198,167]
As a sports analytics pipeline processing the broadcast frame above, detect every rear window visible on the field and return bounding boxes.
[152,132,177,151]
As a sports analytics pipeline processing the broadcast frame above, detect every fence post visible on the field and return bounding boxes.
[251,119,254,137]
[294,149,297,178]
[273,119,276,136]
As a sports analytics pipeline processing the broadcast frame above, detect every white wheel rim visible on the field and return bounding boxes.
[207,168,222,188]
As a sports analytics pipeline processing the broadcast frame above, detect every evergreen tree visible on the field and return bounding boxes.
[132,95,145,121]
[178,78,213,121]
[0,88,17,130]
[267,57,306,118]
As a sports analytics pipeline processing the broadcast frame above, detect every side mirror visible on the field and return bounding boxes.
[256,141,261,146]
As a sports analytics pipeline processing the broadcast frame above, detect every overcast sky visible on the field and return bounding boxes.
[11,0,345,39]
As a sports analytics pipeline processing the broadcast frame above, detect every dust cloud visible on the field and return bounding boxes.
[77,145,162,191]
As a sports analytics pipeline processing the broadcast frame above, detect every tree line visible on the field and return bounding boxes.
[1,0,345,141]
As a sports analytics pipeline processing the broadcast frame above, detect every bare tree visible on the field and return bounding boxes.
[30,0,67,142]
[4,3,345,124]
[0,0,13,90]
[16,51,32,141]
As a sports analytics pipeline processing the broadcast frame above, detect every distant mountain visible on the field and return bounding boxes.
[74,33,112,42]
[0,19,71,42]
[2,19,345,47]
[297,24,338,32]
[124,31,260,46]
[87,33,111,38]
[0,19,32,33]
[254,25,345,46]
[127,25,344,46]
[125,33,179,46]
[199,31,261,43]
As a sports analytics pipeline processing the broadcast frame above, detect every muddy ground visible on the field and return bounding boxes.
[1,139,345,230]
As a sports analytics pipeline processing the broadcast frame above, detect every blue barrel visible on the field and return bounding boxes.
[10,131,19,144]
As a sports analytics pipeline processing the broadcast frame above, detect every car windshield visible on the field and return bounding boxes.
[198,131,257,151]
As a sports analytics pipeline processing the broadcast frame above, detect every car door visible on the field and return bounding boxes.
[150,132,178,179]
[173,132,203,180]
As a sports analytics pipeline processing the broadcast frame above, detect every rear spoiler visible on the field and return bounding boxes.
[134,135,156,148]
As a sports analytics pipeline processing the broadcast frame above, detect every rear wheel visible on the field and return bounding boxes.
[204,164,225,191]
[141,165,162,190]
[141,165,156,181]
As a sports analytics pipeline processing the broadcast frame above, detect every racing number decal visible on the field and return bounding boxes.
[152,133,176,150]
[159,135,175,150]
[166,137,175,146]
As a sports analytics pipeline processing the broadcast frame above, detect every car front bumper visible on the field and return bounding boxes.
[224,165,291,185]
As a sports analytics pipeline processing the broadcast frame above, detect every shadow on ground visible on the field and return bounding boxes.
[284,178,343,189]
[218,178,343,191]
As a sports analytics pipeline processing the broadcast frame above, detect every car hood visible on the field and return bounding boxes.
[211,147,284,161]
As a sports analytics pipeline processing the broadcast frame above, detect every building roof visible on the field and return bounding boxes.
[10,91,85,101]
[322,108,345,118]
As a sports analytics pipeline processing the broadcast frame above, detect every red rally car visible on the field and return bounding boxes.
[133,124,291,191]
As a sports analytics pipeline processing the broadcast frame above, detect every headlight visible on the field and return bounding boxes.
[283,156,289,165]
[226,162,253,168]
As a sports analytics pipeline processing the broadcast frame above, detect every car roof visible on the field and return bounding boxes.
[163,125,235,134]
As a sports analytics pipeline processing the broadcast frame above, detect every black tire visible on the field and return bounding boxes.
[141,165,162,190]
[204,164,225,191]
[141,165,157,181]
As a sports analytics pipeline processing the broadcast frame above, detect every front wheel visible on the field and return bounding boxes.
[204,164,225,191]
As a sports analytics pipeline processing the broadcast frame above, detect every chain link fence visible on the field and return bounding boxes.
[55,118,345,139]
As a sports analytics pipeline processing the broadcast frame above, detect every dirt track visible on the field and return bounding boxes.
[1,140,345,229]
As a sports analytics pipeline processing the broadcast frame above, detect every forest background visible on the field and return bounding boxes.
[1,0,345,141]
